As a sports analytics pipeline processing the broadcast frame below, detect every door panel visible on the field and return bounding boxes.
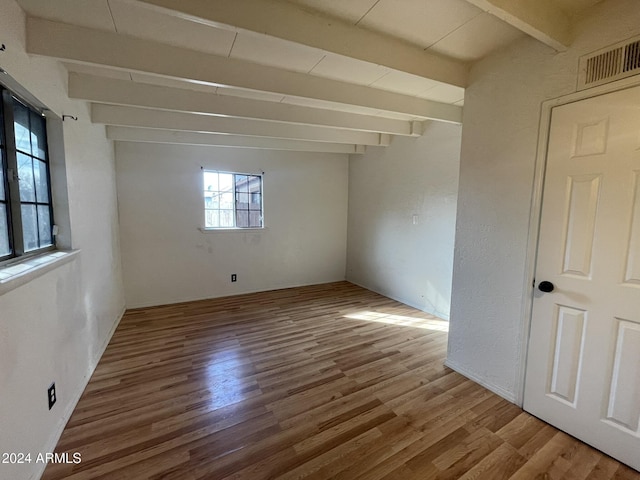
[624,171,640,284]
[524,85,640,471]
[548,305,587,407]
[606,318,640,433]
[561,174,601,277]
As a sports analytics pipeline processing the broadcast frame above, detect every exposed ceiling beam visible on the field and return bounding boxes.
[465,0,571,51]
[92,104,392,146]
[27,18,462,124]
[135,0,468,87]
[69,73,422,136]
[107,126,367,154]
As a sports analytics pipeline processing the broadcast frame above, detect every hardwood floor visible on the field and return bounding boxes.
[43,282,639,480]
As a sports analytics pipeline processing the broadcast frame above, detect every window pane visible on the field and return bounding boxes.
[220,192,234,209]
[203,171,218,192]
[219,173,233,192]
[37,205,52,247]
[219,209,234,227]
[237,192,249,209]
[34,159,49,203]
[13,100,31,154]
[204,192,214,209]
[17,153,35,202]
[0,159,5,201]
[30,111,47,159]
[21,204,38,251]
[210,192,220,209]
[249,211,262,228]
[236,210,248,228]
[248,176,261,193]
[249,193,261,210]
[0,101,4,147]
[235,174,248,192]
[0,204,10,256]
[205,209,219,228]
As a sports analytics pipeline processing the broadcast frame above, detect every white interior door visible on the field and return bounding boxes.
[524,85,640,471]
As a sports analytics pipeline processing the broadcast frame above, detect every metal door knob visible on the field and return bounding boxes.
[538,281,555,293]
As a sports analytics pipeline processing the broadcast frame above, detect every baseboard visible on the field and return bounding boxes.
[30,305,126,480]
[126,279,347,309]
[444,358,518,404]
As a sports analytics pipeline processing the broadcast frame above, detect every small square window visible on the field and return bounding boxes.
[203,170,263,229]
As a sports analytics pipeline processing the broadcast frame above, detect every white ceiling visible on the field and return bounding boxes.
[15,0,604,153]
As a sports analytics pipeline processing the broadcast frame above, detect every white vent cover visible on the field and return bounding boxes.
[578,35,640,90]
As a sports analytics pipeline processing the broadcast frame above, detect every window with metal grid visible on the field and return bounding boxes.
[0,88,54,262]
[203,170,263,229]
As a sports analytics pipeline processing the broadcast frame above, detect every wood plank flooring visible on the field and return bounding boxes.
[43,282,639,480]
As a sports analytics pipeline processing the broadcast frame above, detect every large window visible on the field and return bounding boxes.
[0,88,54,262]
[203,170,263,229]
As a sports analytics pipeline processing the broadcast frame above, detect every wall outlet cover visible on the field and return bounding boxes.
[47,382,56,410]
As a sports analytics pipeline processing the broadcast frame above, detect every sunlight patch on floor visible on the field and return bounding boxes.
[344,311,449,332]
[205,349,252,409]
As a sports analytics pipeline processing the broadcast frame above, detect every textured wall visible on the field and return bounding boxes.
[116,142,349,308]
[0,1,125,479]
[347,122,461,319]
[448,0,640,402]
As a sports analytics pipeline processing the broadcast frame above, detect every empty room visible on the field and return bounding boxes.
[1,0,639,479]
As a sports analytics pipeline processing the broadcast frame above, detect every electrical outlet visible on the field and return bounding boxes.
[231,274,237,282]
[47,382,56,410]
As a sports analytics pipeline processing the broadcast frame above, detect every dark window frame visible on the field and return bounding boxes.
[0,87,55,264]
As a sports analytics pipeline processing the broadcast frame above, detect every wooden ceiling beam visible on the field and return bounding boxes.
[135,0,468,87]
[107,126,366,153]
[92,104,392,146]
[69,73,422,136]
[26,17,461,123]
[465,0,572,51]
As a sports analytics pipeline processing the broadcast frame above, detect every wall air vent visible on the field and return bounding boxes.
[578,36,640,90]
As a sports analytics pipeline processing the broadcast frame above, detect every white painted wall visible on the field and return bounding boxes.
[346,122,461,320]
[0,0,125,479]
[448,0,640,403]
[116,142,348,308]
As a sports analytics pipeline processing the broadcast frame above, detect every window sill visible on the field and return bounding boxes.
[198,227,268,234]
[0,249,80,296]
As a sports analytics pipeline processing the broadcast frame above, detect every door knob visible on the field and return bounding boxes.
[538,281,555,293]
